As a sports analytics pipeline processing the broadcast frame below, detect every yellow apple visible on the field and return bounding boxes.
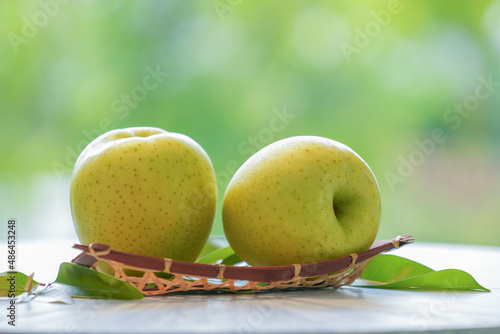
[70,127,217,269]
[222,136,381,266]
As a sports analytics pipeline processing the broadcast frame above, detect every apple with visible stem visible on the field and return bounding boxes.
[70,127,217,272]
[222,136,381,266]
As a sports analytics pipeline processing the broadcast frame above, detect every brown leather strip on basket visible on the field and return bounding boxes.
[71,235,414,283]
[71,243,111,267]
[88,243,111,259]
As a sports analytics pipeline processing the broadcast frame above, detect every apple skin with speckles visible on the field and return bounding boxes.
[222,136,381,266]
[70,127,217,271]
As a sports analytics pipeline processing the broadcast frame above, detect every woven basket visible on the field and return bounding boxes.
[71,235,413,296]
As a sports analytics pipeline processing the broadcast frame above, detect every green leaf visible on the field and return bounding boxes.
[221,253,243,266]
[0,271,38,297]
[355,255,490,292]
[197,246,236,265]
[54,263,143,300]
[361,254,434,283]
[360,269,490,291]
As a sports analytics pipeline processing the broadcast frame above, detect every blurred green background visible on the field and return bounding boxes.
[0,0,499,246]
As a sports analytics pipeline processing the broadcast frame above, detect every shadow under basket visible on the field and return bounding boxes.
[71,235,414,296]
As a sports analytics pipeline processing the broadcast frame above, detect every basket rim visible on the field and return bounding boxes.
[72,235,413,282]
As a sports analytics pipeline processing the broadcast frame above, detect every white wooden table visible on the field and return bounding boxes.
[2,238,500,334]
